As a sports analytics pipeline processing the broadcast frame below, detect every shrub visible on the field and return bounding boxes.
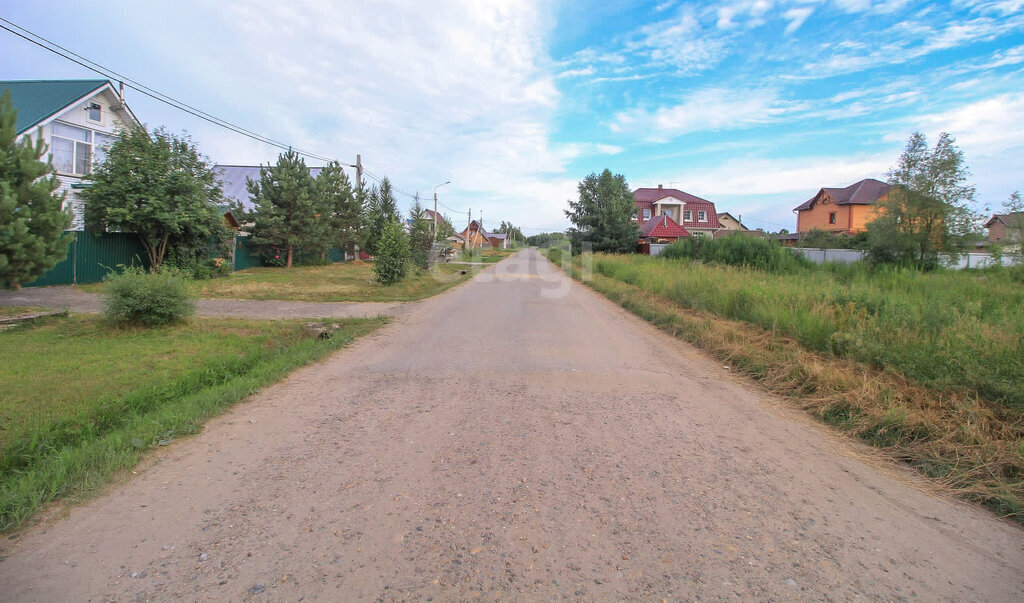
[103,266,196,326]
[373,221,410,285]
[661,234,811,273]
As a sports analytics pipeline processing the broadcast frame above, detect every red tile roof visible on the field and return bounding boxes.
[640,214,689,238]
[794,178,889,212]
[633,187,721,229]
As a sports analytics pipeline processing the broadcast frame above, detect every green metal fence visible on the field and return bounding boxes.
[24,232,149,287]
[25,232,349,287]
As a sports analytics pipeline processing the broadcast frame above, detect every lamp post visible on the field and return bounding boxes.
[433,180,450,236]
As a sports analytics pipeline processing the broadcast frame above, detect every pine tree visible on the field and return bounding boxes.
[373,220,409,284]
[245,150,317,268]
[312,161,363,258]
[0,91,73,289]
[364,176,400,256]
[408,195,434,269]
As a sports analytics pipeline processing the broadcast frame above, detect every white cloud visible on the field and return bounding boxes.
[611,88,794,141]
[783,7,814,35]
[902,93,1024,157]
[672,154,894,197]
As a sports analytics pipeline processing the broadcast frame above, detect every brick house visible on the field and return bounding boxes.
[640,214,689,243]
[633,185,721,238]
[985,212,1023,248]
[793,178,889,235]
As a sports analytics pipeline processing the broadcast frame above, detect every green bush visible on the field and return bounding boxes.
[373,221,410,285]
[103,266,196,326]
[661,234,811,273]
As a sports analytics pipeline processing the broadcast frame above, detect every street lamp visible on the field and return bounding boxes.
[433,180,450,235]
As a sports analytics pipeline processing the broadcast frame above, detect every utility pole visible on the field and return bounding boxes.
[467,209,472,250]
[355,154,363,195]
[433,191,438,235]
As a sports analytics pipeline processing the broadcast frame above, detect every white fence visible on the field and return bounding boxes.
[650,243,668,256]
[791,248,1022,269]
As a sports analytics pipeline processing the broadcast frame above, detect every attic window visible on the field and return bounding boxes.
[684,209,692,222]
[86,103,102,122]
[642,208,652,220]
[698,210,707,222]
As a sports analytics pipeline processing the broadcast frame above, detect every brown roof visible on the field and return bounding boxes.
[794,178,889,212]
[985,212,1024,228]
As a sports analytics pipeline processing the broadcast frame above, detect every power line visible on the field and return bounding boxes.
[0,17,347,166]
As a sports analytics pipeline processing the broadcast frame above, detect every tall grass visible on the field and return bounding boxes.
[660,234,812,273]
[593,254,1024,408]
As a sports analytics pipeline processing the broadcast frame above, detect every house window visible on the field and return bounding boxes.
[684,209,692,222]
[698,210,707,222]
[93,132,117,164]
[642,208,652,220]
[51,122,92,175]
[829,212,836,224]
[86,103,102,123]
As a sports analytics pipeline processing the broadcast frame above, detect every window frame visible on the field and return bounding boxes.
[683,209,692,222]
[829,212,837,225]
[698,210,707,222]
[50,121,94,176]
[86,102,102,124]
[642,208,652,221]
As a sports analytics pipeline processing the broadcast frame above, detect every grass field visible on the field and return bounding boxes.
[0,314,385,530]
[547,248,1024,520]
[195,261,479,302]
[0,306,45,318]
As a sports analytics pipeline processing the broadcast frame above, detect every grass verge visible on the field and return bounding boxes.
[0,314,386,531]
[0,306,46,318]
[546,249,1023,521]
[195,261,479,302]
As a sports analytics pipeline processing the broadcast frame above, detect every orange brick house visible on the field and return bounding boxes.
[794,178,889,234]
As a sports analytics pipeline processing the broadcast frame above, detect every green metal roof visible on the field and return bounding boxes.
[0,79,111,135]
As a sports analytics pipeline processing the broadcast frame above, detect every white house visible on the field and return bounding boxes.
[2,79,140,230]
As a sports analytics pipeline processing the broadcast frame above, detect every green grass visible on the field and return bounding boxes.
[196,261,478,302]
[590,253,1024,409]
[546,248,1024,520]
[0,306,46,318]
[456,248,509,263]
[0,314,386,531]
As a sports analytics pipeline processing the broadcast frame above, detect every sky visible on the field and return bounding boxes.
[2,0,1023,233]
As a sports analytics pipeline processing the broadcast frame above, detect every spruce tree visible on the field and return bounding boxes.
[0,91,72,289]
[364,176,400,256]
[314,161,363,259]
[373,220,409,284]
[245,150,317,268]
[408,195,434,269]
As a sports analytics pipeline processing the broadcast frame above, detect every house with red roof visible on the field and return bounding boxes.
[639,213,689,243]
[633,184,722,239]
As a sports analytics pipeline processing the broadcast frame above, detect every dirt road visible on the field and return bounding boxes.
[1,248,1021,600]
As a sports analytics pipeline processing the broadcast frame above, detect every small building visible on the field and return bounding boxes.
[2,79,141,230]
[793,178,889,235]
[716,212,748,231]
[633,185,721,238]
[456,220,497,249]
[984,212,1023,248]
[640,214,689,243]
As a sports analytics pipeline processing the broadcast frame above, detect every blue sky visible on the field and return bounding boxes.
[2,0,1023,232]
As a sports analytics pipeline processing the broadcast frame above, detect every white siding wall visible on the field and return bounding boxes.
[18,88,134,231]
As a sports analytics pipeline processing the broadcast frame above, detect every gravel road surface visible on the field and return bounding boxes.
[1,248,1021,600]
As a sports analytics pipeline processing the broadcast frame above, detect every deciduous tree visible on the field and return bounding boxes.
[866,132,979,267]
[82,126,224,271]
[565,169,638,253]
[0,91,73,288]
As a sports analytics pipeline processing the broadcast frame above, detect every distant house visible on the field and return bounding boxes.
[2,79,141,230]
[985,212,1023,248]
[633,185,721,238]
[716,212,747,231]
[640,214,689,243]
[794,178,888,235]
[454,220,507,249]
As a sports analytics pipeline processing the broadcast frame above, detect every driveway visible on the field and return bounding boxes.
[0,286,405,319]
[0,248,1021,600]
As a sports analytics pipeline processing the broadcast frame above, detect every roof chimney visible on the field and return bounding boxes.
[658,184,663,190]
